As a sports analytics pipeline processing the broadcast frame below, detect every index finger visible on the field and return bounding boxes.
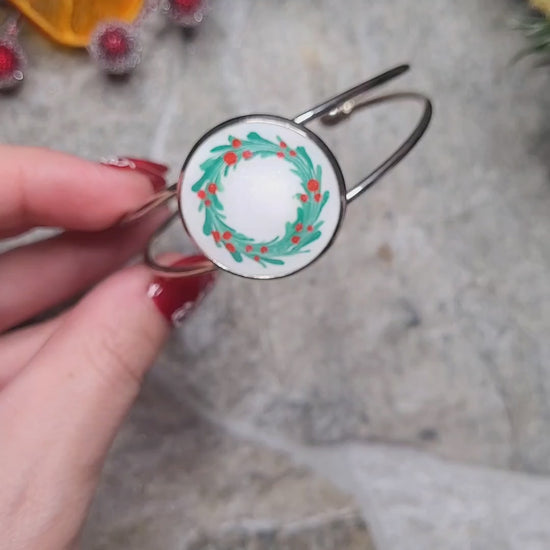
[0,146,157,237]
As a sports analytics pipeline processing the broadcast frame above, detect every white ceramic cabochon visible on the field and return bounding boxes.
[179,117,344,278]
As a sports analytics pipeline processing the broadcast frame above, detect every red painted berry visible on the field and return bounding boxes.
[232,138,242,148]
[198,190,206,199]
[314,193,322,203]
[307,225,314,232]
[289,150,297,157]
[205,199,212,206]
[212,231,221,242]
[254,255,260,261]
[243,150,253,160]
[300,194,308,203]
[223,231,232,240]
[225,243,236,253]
[224,152,238,165]
[245,245,253,252]
[280,141,287,148]
[260,246,268,254]
[295,223,303,232]
[291,236,301,244]
[208,183,217,194]
[307,179,320,192]
[276,151,284,158]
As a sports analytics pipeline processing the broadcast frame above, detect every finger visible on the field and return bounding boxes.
[0,259,215,548]
[0,147,161,237]
[0,316,64,389]
[0,208,169,333]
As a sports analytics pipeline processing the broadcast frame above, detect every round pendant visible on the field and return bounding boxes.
[178,116,346,279]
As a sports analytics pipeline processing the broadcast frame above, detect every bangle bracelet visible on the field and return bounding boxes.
[129,64,432,280]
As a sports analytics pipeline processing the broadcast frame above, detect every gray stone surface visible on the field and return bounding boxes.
[2,0,550,548]
[80,382,373,550]
[184,514,372,550]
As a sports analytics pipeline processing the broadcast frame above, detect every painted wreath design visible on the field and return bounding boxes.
[191,131,330,267]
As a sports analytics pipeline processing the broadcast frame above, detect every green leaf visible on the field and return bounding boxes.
[212,194,224,210]
[307,230,322,244]
[191,173,209,192]
[297,146,314,171]
[231,251,243,263]
[210,145,232,153]
[200,156,221,171]
[262,257,285,265]
[316,165,322,181]
[203,214,213,236]
[247,132,274,145]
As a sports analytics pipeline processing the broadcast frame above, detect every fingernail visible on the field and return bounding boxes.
[148,255,217,326]
[101,156,168,193]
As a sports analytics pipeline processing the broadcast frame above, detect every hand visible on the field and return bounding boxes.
[0,147,215,549]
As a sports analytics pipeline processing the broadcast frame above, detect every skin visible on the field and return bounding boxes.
[0,146,172,549]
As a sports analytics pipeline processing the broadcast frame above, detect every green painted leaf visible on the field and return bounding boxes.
[231,250,243,263]
[320,191,330,209]
[191,174,208,192]
[203,214,212,236]
[210,145,232,153]
[316,164,322,181]
[262,257,285,265]
[297,146,314,170]
[247,132,273,144]
[200,157,221,171]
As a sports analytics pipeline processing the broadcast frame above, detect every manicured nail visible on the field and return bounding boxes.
[101,156,168,193]
[148,255,217,326]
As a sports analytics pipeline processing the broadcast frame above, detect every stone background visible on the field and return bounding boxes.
[2,0,550,548]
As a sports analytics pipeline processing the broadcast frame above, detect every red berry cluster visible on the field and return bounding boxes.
[197,182,218,206]
[212,234,270,261]
[223,138,253,165]
[299,178,321,204]
[277,140,299,159]
[211,230,237,253]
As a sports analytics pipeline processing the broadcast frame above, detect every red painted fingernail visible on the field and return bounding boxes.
[148,255,217,326]
[101,156,168,193]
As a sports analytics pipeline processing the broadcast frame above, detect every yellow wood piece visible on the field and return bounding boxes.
[7,0,144,47]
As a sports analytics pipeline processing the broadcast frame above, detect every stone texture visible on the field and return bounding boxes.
[80,380,373,550]
[185,514,372,550]
[317,443,550,550]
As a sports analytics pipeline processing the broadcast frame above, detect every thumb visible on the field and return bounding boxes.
[0,258,215,549]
